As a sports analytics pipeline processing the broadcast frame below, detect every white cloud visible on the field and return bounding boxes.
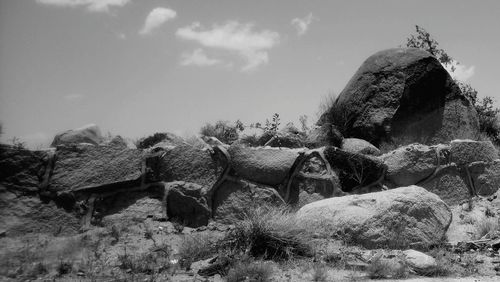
[36,0,130,12]
[176,21,280,71]
[139,7,177,35]
[180,49,220,67]
[291,13,315,36]
[443,60,475,82]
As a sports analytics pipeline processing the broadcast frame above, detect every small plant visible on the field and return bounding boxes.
[10,136,26,149]
[474,217,499,239]
[200,120,242,144]
[28,262,48,278]
[264,113,280,133]
[422,248,453,277]
[57,260,73,276]
[311,263,329,281]
[222,205,313,260]
[226,260,274,282]
[110,225,120,243]
[178,234,217,269]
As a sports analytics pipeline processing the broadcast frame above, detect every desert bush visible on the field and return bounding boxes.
[136,132,169,149]
[222,205,313,260]
[118,249,169,275]
[178,233,217,269]
[421,248,454,277]
[200,120,241,144]
[474,217,499,239]
[57,260,73,276]
[226,260,274,282]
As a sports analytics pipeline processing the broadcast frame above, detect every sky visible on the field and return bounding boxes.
[1,0,499,148]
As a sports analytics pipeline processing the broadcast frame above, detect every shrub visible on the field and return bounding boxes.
[178,234,217,269]
[200,120,241,144]
[136,132,169,149]
[422,248,453,277]
[474,217,499,239]
[57,260,73,276]
[222,205,313,260]
[311,263,329,281]
[226,260,274,282]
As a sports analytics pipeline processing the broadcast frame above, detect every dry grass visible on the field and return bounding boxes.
[311,263,329,281]
[223,205,314,260]
[474,217,499,239]
[226,260,274,282]
[178,233,217,269]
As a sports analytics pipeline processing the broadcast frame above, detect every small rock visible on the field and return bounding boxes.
[403,249,437,275]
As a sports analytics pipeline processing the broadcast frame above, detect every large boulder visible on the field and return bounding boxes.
[228,144,300,186]
[51,124,103,147]
[0,145,49,194]
[381,143,437,187]
[212,179,284,222]
[469,160,500,196]
[165,181,210,228]
[318,48,479,146]
[157,144,225,187]
[341,138,380,156]
[450,139,498,166]
[49,144,144,193]
[296,186,452,249]
[323,147,386,192]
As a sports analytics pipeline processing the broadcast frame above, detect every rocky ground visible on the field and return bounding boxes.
[2,47,500,281]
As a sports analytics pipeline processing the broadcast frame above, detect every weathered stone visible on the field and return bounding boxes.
[318,48,479,146]
[165,181,210,228]
[469,160,500,196]
[158,144,225,187]
[0,190,80,237]
[50,144,144,193]
[450,139,498,166]
[212,179,284,222]
[382,143,436,187]
[403,249,437,274]
[138,132,186,150]
[323,147,386,192]
[296,186,452,249]
[51,124,103,147]
[420,165,471,205]
[288,156,342,207]
[0,144,49,194]
[342,138,381,156]
[228,144,300,186]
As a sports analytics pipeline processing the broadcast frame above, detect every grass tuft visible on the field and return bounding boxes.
[226,260,273,282]
[222,205,313,260]
[474,217,499,239]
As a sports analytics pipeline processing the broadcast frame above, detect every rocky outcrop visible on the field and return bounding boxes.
[341,138,380,156]
[0,145,49,194]
[228,144,300,186]
[212,179,284,222]
[323,147,386,192]
[318,48,479,146]
[51,124,103,147]
[296,186,452,249]
[381,143,437,187]
[49,144,144,194]
[165,181,210,228]
[450,139,498,166]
